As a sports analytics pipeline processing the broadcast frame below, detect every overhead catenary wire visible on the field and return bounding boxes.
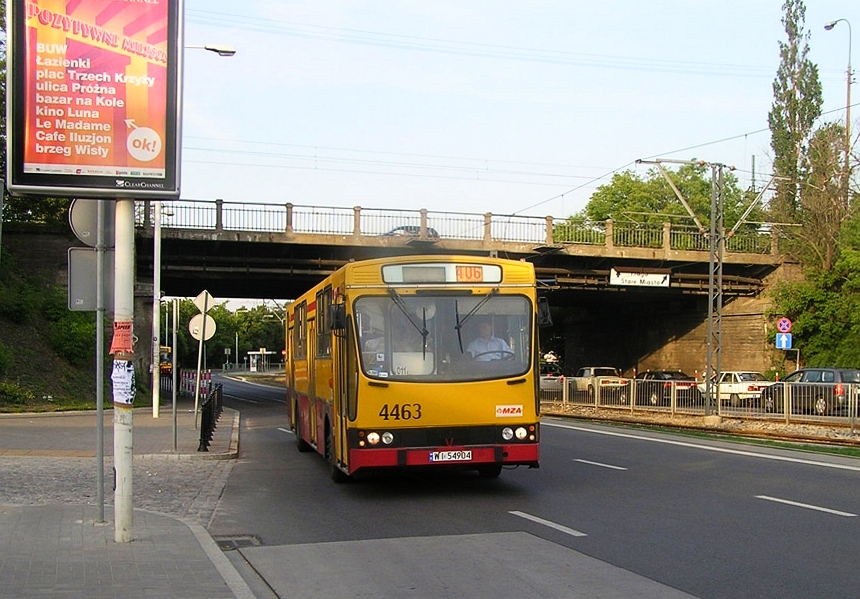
[181,9,855,216]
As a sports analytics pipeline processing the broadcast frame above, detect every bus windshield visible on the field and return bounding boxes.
[355,293,531,382]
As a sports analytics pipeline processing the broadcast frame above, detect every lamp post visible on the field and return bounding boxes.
[185,44,237,57]
[151,44,235,417]
[824,18,853,211]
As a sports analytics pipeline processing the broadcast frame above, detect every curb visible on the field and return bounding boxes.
[137,408,241,461]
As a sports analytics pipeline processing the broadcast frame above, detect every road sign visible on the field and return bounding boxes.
[776,333,792,350]
[189,314,216,341]
[193,290,215,314]
[69,199,116,248]
[777,317,792,333]
[68,247,115,311]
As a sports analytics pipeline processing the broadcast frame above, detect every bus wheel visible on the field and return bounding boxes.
[478,464,502,479]
[295,407,311,453]
[326,428,349,484]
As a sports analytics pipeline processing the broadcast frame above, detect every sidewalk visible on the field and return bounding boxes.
[0,397,254,599]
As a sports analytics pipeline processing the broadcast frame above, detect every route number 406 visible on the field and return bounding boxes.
[378,403,422,420]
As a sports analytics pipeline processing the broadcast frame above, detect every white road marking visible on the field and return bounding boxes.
[277,427,293,435]
[543,420,860,472]
[508,511,587,537]
[224,394,261,404]
[755,495,857,517]
[574,458,627,470]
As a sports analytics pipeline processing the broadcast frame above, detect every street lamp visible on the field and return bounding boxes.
[185,44,237,57]
[824,18,853,211]
[151,44,236,417]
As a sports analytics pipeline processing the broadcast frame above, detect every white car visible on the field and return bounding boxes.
[571,366,629,403]
[699,371,768,407]
[539,362,564,393]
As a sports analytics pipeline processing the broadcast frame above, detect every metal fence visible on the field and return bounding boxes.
[136,199,775,256]
[541,378,860,430]
[197,383,223,452]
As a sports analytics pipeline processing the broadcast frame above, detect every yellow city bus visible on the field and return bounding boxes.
[159,345,172,376]
[284,255,550,482]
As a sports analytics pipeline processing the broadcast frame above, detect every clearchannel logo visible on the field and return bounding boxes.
[114,179,165,189]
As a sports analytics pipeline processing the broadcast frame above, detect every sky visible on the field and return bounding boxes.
[179,1,855,222]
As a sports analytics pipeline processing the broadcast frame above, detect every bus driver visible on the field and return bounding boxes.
[467,321,511,361]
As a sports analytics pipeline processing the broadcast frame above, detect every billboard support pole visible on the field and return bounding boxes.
[152,201,161,418]
[95,200,106,524]
[112,199,135,543]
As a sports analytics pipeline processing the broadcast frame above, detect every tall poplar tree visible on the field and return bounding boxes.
[768,0,822,224]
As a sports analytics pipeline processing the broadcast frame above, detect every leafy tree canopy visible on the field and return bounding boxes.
[770,213,860,368]
[576,162,764,231]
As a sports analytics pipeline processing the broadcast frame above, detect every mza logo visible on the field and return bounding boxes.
[495,404,523,417]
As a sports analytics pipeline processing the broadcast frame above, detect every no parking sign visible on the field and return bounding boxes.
[777,317,792,333]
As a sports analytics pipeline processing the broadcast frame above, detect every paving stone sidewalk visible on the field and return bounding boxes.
[0,402,253,599]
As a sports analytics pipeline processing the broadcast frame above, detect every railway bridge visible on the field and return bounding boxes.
[133,198,779,299]
[4,199,791,381]
[131,199,788,378]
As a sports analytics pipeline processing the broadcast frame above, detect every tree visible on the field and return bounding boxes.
[577,162,758,229]
[770,213,860,368]
[767,0,823,224]
[791,123,850,270]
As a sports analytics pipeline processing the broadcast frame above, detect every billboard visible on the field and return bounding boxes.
[6,0,184,198]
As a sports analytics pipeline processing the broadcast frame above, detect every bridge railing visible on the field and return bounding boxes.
[137,199,775,255]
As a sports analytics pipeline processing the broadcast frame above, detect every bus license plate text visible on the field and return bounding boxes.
[430,450,472,462]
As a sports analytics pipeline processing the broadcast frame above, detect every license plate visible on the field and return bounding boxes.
[429,450,472,462]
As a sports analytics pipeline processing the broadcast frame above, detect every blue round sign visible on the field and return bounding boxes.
[777,317,792,333]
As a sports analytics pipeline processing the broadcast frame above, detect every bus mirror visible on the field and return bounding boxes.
[330,304,347,331]
[537,297,553,327]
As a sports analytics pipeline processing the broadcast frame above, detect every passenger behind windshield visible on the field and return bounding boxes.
[466,321,512,361]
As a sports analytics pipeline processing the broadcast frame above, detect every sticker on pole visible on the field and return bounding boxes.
[111,360,136,405]
[109,321,134,354]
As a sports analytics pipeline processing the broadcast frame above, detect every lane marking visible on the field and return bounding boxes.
[755,495,857,517]
[543,420,860,472]
[223,394,261,404]
[574,458,627,470]
[277,427,293,435]
[509,510,587,537]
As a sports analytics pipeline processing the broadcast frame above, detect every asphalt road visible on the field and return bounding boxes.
[211,374,860,599]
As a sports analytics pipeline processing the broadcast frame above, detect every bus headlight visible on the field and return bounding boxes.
[501,427,514,441]
[381,432,394,445]
[366,432,381,445]
[515,427,528,440]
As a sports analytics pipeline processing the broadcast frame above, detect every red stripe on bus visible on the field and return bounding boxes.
[347,444,539,471]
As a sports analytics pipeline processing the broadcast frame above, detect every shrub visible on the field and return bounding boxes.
[0,380,35,406]
[41,286,96,367]
[0,283,39,323]
[0,343,12,377]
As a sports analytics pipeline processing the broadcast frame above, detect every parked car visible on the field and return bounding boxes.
[383,225,440,239]
[539,362,564,393]
[759,368,860,416]
[698,371,768,407]
[570,366,629,403]
[635,370,703,406]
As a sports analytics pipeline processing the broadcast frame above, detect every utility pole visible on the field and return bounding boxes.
[110,200,136,542]
[705,164,726,418]
[635,158,731,420]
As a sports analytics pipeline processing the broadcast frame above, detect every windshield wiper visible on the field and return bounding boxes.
[455,288,499,353]
[387,289,429,357]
